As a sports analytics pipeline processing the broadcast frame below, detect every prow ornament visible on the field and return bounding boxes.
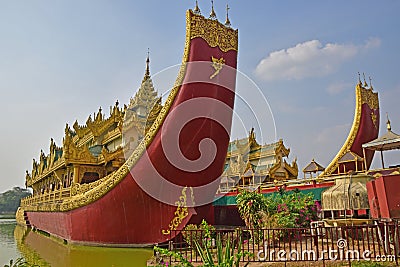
[210,56,225,79]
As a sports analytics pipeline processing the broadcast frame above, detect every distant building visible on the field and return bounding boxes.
[219,128,298,192]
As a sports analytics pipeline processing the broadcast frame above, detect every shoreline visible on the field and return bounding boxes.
[0,213,16,219]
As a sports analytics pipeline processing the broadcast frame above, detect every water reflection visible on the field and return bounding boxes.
[0,218,20,266]
[14,225,153,267]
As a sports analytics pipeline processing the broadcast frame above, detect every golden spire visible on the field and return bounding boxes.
[194,0,201,14]
[363,72,368,87]
[209,0,217,19]
[225,4,231,27]
[145,48,150,77]
[387,113,392,131]
[357,72,362,86]
[369,76,373,90]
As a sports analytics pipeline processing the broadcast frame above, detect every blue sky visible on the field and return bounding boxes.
[0,1,399,192]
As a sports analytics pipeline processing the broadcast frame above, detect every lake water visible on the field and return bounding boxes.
[0,217,153,267]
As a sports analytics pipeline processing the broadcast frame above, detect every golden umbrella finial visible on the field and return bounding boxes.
[369,76,373,90]
[194,0,201,14]
[363,72,368,87]
[210,0,217,19]
[225,4,231,27]
[387,113,392,131]
[145,48,150,76]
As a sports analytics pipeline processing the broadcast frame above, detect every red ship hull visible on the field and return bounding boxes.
[23,10,238,246]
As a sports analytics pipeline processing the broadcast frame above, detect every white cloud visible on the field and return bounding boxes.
[255,38,381,81]
[326,82,353,95]
[315,123,350,144]
[364,37,381,50]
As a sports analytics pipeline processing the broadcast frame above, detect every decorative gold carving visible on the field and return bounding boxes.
[320,83,379,176]
[100,146,123,163]
[64,140,98,164]
[70,176,107,196]
[162,187,190,235]
[371,112,377,129]
[361,87,379,110]
[73,120,90,139]
[189,10,238,52]
[145,98,163,134]
[210,56,225,79]
[86,107,123,138]
[15,208,26,226]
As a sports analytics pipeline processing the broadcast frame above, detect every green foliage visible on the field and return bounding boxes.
[200,220,215,240]
[265,191,320,228]
[0,187,31,213]
[236,190,266,242]
[194,232,250,267]
[154,229,251,267]
[3,258,39,267]
[236,190,266,229]
[236,189,321,230]
[182,220,216,248]
[182,224,201,248]
[153,246,194,267]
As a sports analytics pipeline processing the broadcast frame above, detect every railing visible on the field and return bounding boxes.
[165,222,399,265]
[20,188,71,207]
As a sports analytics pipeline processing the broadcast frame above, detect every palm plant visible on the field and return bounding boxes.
[3,258,39,267]
[194,232,250,267]
[153,229,251,266]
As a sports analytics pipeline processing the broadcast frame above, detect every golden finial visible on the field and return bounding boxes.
[357,72,362,85]
[225,4,231,27]
[145,48,150,76]
[363,72,368,87]
[194,0,201,14]
[386,113,392,131]
[209,0,217,19]
[369,76,373,90]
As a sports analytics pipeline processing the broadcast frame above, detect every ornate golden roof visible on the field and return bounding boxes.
[127,54,159,113]
[303,159,325,173]
[25,56,162,187]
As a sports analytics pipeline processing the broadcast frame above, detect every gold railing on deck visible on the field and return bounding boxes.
[21,188,71,207]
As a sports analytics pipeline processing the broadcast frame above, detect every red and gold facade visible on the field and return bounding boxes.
[321,80,379,176]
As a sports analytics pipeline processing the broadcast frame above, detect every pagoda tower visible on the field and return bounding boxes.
[128,53,160,121]
[123,53,162,151]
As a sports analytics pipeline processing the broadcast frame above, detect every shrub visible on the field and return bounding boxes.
[237,189,321,231]
[182,220,216,248]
